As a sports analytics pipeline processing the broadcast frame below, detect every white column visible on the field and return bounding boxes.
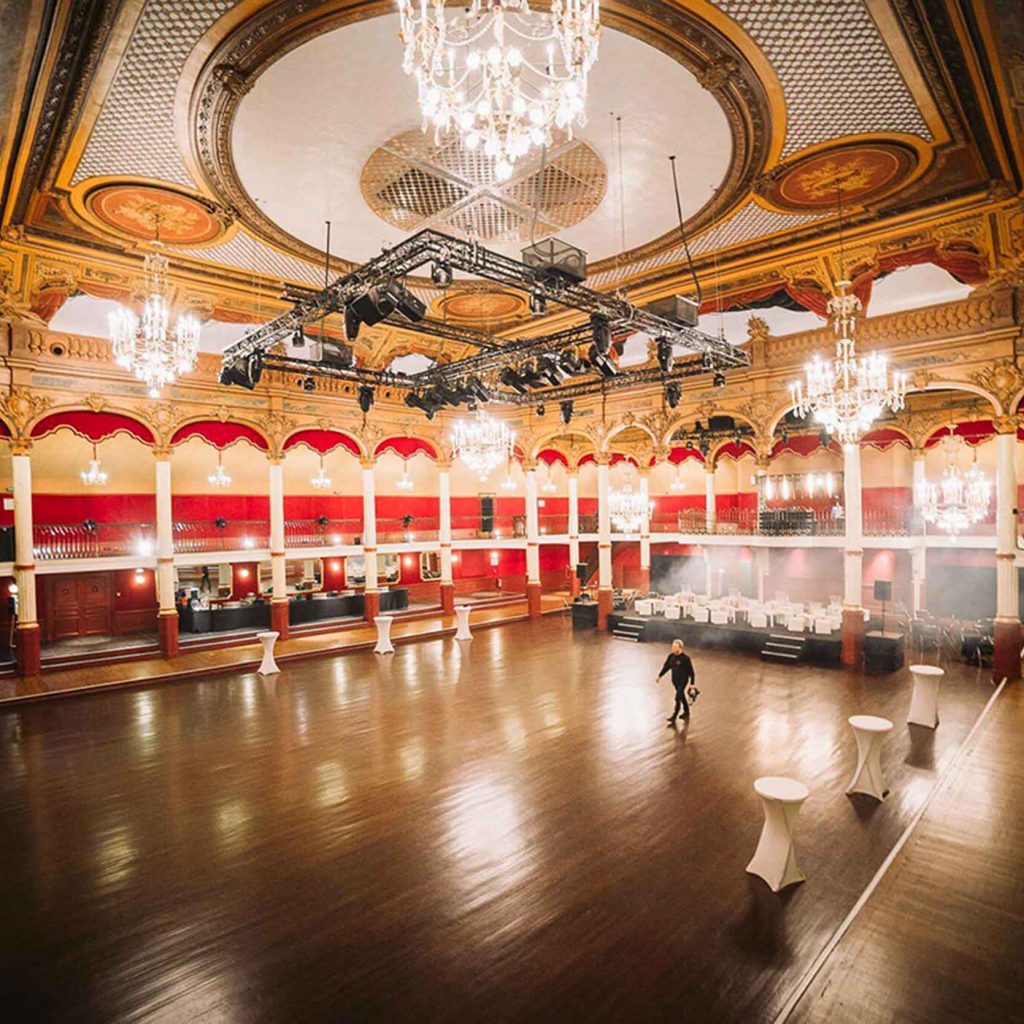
[12,451,37,627]
[704,462,716,533]
[362,460,378,593]
[704,545,713,597]
[597,458,611,589]
[639,469,651,572]
[995,429,1018,623]
[155,454,175,613]
[439,464,453,584]
[268,459,286,599]
[568,469,580,568]
[525,462,540,585]
[911,447,927,613]
[843,443,863,609]
[755,546,769,602]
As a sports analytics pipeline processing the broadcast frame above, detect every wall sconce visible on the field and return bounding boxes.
[238,568,250,580]
[489,551,500,567]
[330,560,341,572]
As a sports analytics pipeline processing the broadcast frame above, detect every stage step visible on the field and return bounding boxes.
[761,634,806,663]
[612,617,645,642]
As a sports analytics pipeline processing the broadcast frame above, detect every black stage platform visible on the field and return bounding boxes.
[607,612,843,667]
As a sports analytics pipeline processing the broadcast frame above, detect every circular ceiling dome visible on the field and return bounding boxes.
[232,14,733,263]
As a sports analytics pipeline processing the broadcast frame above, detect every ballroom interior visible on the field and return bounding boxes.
[0,0,1022,1021]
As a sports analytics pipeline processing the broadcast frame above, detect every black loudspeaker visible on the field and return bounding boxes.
[575,563,588,583]
[873,580,892,602]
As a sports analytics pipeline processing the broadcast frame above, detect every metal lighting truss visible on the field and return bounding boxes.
[221,229,748,404]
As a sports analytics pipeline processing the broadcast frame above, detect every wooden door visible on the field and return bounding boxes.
[79,575,112,635]
[43,574,114,640]
[47,578,81,640]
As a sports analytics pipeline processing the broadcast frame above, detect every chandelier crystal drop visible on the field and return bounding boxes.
[789,280,906,446]
[608,476,650,533]
[311,455,332,491]
[80,443,108,487]
[208,452,231,488]
[919,433,991,536]
[452,410,515,479]
[109,244,200,398]
[397,0,602,179]
[396,460,415,491]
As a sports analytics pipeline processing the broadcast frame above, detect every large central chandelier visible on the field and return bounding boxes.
[789,280,906,445]
[609,474,650,533]
[109,232,200,398]
[452,410,515,479]
[397,0,601,180]
[919,432,991,536]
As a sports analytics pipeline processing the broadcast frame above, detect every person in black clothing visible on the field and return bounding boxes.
[657,638,696,726]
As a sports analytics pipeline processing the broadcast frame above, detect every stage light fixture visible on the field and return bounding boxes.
[499,366,529,395]
[536,354,564,386]
[320,340,355,370]
[656,337,674,374]
[299,376,315,392]
[219,351,264,390]
[780,428,790,444]
[558,348,581,375]
[405,391,440,419]
[560,400,574,425]
[291,325,305,347]
[384,279,427,323]
[529,290,547,316]
[665,381,681,408]
[464,375,491,404]
[713,370,726,388]
[519,361,545,389]
[358,385,375,413]
[591,314,612,355]
[587,344,617,377]
[431,261,453,288]
[536,404,545,417]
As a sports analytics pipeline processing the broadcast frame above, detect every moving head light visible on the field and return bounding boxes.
[219,351,264,390]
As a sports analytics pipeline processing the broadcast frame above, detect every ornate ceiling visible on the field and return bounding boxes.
[1,0,1022,368]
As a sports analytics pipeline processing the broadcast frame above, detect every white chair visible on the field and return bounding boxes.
[256,630,280,675]
[749,610,768,629]
[746,776,809,892]
[710,608,729,625]
[814,617,833,635]
[650,598,666,615]
[635,599,653,617]
[907,664,944,728]
[847,715,893,800]
[692,605,710,624]
[664,605,681,621]
[454,605,472,641]
[373,614,395,655]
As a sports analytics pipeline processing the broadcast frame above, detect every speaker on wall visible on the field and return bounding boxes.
[873,580,893,602]
[576,563,588,583]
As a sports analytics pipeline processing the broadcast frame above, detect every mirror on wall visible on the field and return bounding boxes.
[258,558,324,596]
[344,553,401,587]
[175,563,232,599]
[420,551,440,581]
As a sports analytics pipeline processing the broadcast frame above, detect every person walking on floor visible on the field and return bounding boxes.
[657,638,697,727]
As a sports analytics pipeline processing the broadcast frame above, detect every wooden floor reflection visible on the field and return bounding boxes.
[0,618,1004,1022]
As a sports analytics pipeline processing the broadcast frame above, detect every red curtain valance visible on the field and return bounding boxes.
[31,410,155,444]
[170,421,269,451]
[374,436,437,460]
[924,420,996,448]
[537,449,569,467]
[284,429,361,457]
[577,452,639,467]
[667,446,706,465]
[772,435,839,458]
[860,427,911,450]
[714,441,755,462]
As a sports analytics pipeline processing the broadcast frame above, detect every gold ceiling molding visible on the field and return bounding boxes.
[181,0,774,281]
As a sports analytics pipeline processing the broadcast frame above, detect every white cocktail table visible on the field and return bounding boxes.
[454,604,472,640]
[256,630,280,675]
[846,715,893,800]
[373,614,395,655]
[746,776,809,892]
[907,664,944,728]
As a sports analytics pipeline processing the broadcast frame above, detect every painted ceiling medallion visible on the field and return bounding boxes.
[85,184,227,246]
[437,289,527,323]
[760,142,918,212]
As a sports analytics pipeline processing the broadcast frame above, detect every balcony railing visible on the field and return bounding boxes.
[34,522,156,560]
[172,520,269,553]
[284,519,362,547]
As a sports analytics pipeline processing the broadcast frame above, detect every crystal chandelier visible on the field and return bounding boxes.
[311,455,332,490]
[669,463,685,493]
[500,471,517,491]
[396,459,415,491]
[919,432,991,536]
[81,443,108,486]
[452,410,515,479]
[397,0,602,180]
[790,280,906,445]
[609,472,650,533]
[109,223,200,398]
[541,463,556,493]
[208,451,231,488]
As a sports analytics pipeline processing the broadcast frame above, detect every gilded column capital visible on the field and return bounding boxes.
[522,458,538,473]
[9,436,32,456]
[360,455,376,470]
[593,451,612,466]
[993,414,1018,435]
[152,444,173,460]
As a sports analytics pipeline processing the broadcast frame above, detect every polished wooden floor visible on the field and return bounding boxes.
[0,618,1010,1022]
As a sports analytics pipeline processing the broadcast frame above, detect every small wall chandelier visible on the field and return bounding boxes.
[81,443,108,486]
[208,451,231,488]
[541,462,557,493]
[790,280,906,445]
[452,410,515,479]
[311,454,332,490]
[919,431,991,536]
[669,463,685,493]
[396,458,415,491]
[396,0,602,180]
[109,219,200,398]
[608,468,650,533]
